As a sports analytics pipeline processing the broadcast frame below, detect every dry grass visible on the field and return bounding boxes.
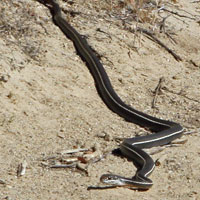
[0,0,42,60]
[81,0,179,34]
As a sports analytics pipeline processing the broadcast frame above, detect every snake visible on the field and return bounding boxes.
[41,0,184,190]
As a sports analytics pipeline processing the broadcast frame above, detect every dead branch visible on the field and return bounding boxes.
[152,77,165,108]
[126,26,182,61]
[161,8,196,20]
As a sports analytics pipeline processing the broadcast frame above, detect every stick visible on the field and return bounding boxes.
[152,77,165,108]
[135,27,182,61]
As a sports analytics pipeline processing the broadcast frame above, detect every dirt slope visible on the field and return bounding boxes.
[0,0,200,199]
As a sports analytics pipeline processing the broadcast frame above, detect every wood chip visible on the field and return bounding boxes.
[61,148,89,155]
[17,160,27,177]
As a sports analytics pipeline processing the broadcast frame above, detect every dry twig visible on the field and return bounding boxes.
[136,27,182,61]
[152,77,165,108]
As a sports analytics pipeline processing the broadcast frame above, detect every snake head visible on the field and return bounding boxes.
[100,174,127,186]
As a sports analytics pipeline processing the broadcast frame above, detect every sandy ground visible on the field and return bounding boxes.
[0,0,200,199]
